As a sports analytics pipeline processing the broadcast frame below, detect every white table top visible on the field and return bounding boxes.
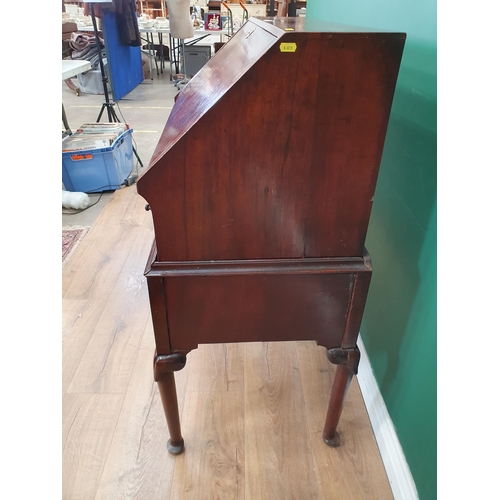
[139,26,228,37]
[73,23,227,37]
[75,23,96,32]
[62,59,91,80]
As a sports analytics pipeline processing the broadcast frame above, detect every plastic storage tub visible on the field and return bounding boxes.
[62,128,134,193]
[76,63,108,95]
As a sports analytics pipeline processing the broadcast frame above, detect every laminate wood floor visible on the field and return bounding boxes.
[62,173,393,500]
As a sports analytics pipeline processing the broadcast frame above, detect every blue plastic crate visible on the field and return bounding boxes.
[62,128,134,193]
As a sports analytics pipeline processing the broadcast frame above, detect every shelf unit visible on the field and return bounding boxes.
[137,0,166,18]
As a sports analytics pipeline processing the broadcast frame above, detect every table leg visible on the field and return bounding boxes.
[154,353,187,454]
[158,32,164,73]
[145,34,153,80]
[64,78,81,96]
[151,33,159,77]
[62,103,72,138]
[169,34,176,81]
[322,346,361,447]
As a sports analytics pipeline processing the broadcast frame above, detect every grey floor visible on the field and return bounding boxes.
[62,64,178,228]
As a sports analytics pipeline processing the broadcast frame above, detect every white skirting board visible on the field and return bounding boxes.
[356,337,419,500]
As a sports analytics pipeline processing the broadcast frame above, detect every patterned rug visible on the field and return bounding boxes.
[62,226,89,267]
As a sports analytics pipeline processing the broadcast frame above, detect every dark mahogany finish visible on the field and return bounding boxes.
[137,17,405,454]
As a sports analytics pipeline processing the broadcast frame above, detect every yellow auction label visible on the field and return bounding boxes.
[280,42,297,52]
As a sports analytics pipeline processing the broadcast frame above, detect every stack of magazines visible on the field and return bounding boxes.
[62,123,130,152]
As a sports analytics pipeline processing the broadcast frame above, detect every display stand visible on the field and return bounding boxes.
[101,8,144,100]
[173,39,190,89]
[88,2,143,178]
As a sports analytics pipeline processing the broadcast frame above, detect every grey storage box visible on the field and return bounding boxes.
[76,62,109,95]
[183,45,211,78]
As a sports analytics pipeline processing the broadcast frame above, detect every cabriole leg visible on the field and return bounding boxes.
[322,346,360,447]
[154,353,187,455]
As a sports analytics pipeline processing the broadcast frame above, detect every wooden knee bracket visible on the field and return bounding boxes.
[326,346,361,375]
[153,353,187,381]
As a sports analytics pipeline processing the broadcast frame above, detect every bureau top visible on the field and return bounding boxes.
[256,16,403,34]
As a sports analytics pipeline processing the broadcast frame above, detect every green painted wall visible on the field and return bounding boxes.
[306,1,437,499]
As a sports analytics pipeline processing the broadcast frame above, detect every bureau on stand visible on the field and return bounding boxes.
[136,17,405,455]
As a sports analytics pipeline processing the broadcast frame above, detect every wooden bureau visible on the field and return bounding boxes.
[137,17,405,454]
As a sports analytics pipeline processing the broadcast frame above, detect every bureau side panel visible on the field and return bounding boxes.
[141,32,404,262]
